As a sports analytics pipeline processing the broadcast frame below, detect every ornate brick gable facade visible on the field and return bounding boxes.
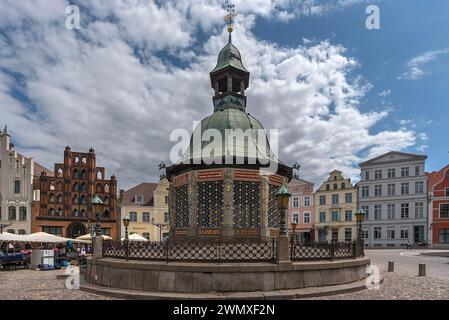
[31,146,119,239]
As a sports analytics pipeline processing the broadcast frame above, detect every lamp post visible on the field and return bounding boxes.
[291,221,298,242]
[92,195,104,237]
[275,185,291,237]
[122,216,130,261]
[355,208,366,241]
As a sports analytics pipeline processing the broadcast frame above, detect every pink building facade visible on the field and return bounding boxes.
[288,177,315,242]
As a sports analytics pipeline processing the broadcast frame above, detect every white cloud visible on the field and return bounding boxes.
[399,49,449,80]
[0,0,417,189]
[378,89,391,97]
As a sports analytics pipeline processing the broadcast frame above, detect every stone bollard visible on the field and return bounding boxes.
[418,263,426,276]
[388,261,394,272]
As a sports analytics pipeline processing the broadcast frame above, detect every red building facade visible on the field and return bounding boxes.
[427,164,449,247]
[31,146,119,239]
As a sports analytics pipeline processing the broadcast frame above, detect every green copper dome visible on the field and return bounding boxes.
[210,42,248,75]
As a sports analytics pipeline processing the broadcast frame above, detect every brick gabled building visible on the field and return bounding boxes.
[427,164,449,248]
[31,146,120,239]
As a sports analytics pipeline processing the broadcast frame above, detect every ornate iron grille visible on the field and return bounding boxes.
[174,184,189,228]
[103,239,276,262]
[290,241,359,261]
[197,181,224,228]
[267,184,280,228]
[233,181,261,228]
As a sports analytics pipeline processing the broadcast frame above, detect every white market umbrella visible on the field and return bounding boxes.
[0,232,27,242]
[75,234,112,241]
[121,233,148,242]
[23,232,71,243]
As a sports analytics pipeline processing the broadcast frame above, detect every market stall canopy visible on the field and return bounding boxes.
[24,232,72,243]
[121,233,149,242]
[76,234,112,241]
[0,232,27,242]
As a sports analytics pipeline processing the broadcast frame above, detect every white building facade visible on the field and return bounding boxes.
[0,127,34,234]
[358,152,428,247]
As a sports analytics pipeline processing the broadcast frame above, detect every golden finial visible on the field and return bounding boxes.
[224,3,236,43]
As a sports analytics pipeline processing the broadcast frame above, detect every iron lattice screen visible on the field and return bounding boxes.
[289,241,359,261]
[103,239,277,262]
[174,184,189,228]
[233,181,261,228]
[197,181,224,228]
[267,184,280,228]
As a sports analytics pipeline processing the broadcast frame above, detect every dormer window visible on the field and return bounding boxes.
[135,195,144,204]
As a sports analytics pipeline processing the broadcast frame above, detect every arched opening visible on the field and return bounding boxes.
[66,222,86,238]
[97,171,103,180]
[73,183,79,192]
[50,181,55,190]
[104,184,110,193]
[81,169,87,179]
[81,183,87,192]
[49,193,55,203]
[341,183,346,189]
[80,195,87,204]
[73,209,79,217]
[96,184,103,193]
[57,168,63,177]
[49,208,56,216]
[56,182,63,191]
[333,183,338,190]
[80,209,86,217]
[326,184,330,191]
[18,229,26,235]
[74,156,80,164]
[103,209,110,218]
[8,206,16,220]
[73,170,79,179]
[57,208,63,216]
[73,195,79,204]
[57,194,63,203]
[19,207,27,220]
[82,157,87,164]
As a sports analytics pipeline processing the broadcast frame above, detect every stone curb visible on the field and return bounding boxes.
[79,276,384,300]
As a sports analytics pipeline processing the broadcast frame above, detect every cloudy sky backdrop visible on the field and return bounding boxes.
[1,0,448,190]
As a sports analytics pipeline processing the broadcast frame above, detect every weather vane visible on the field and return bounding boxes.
[293,162,301,179]
[224,2,236,42]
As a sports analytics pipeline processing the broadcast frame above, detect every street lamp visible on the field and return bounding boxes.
[275,185,291,237]
[355,208,366,241]
[92,195,104,237]
[122,215,130,261]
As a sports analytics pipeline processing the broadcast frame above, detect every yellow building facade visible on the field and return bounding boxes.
[314,170,357,242]
[120,178,170,241]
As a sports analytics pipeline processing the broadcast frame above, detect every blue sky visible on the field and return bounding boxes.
[0,0,448,189]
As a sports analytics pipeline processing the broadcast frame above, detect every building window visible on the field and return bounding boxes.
[101,228,111,237]
[387,168,396,178]
[365,171,370,180]
[332,194,339,204]
[361,205,369,220]
[19,207,27,220]
[164,196,169,204]
[142,232,150,240]
[400,228,409,239]
[446,188,449,197]
[415,202,424,219]
[164,212,169,223]
[7,229,15,234]
[440,204,449,218]
[304,196,311,207]
[387,204,396,219]
[292,212,299,224]
[135,195,144,204]
[361,186,369,198]
[374,205,382,220]
[374,185,382,197]
[14,180,21,194]
[319,195,326,205]
[142,212,150,222]
[374,227,382,240]
[42,227,62,237]
[331,211,339,222]
[326,184,330,191]
[319,212,326,223]
[18,229,26,235]
[401,203,409,219]
[303,212,310,224]
[439,229,449,244]
[387,184,396,196]
[332,229,338,241]
[361,229,368,239]
[345,228,352,241]
[292,197,299,208]
[401,167,409,177]
[345,210,352,222]
[387,228,395,239]
[415,166,420,176]
[8,206,16,220]
[345,193,352,203]
[401,182,409,195]
[415,181,424,194]
[374,170,382,180]
[129,211,137,222]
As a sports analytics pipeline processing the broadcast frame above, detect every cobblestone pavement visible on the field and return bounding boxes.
[0,269,117,300]
[365,249,449,280]
[307,272,449,300]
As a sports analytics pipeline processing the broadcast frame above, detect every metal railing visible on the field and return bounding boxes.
[289,240,364,261]
[103,238,277,263]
